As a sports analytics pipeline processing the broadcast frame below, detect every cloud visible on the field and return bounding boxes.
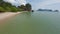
[3,0,26,6]
[35,0,60,10]
[38,0,60,8]
[44,3,60,10]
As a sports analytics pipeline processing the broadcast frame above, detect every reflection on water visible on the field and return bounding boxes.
[0,11,60,34]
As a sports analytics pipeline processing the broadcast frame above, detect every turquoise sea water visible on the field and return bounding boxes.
[0,11,60,34]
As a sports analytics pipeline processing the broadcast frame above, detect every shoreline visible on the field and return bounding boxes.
[0,12,22,23]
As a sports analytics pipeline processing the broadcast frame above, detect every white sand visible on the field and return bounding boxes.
[0,12,22,22]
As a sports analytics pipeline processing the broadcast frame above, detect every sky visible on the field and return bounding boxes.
[3,0,26,6]
[3,0,60,10]
[27,0,60,10]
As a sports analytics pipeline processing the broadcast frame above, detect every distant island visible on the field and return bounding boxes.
[37,9,59,12]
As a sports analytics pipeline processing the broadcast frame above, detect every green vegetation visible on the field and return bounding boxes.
[0,7,5,12]
[26,3,32,11]
[18,3,32,11]
[0,0,32,12]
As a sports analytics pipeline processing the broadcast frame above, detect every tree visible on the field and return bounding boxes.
[18,5,26,11]
[1,2,12,7]
[0,0,4,5]
[25,3,32,11]
[0,0,32,12]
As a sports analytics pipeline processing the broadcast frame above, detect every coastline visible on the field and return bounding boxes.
[0,12,22,23]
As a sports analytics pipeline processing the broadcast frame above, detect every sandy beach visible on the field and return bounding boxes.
[0,12,22,23]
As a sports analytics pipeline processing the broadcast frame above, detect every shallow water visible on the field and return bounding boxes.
[1,11,60,34]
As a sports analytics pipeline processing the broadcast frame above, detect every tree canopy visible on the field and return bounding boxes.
[0,0,32,12]
[26,3,32,11]
[18,3,32,11]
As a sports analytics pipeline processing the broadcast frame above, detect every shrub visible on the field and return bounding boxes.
[0,7,5,12]
[5,7,11,12]
[10,7,18,12]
